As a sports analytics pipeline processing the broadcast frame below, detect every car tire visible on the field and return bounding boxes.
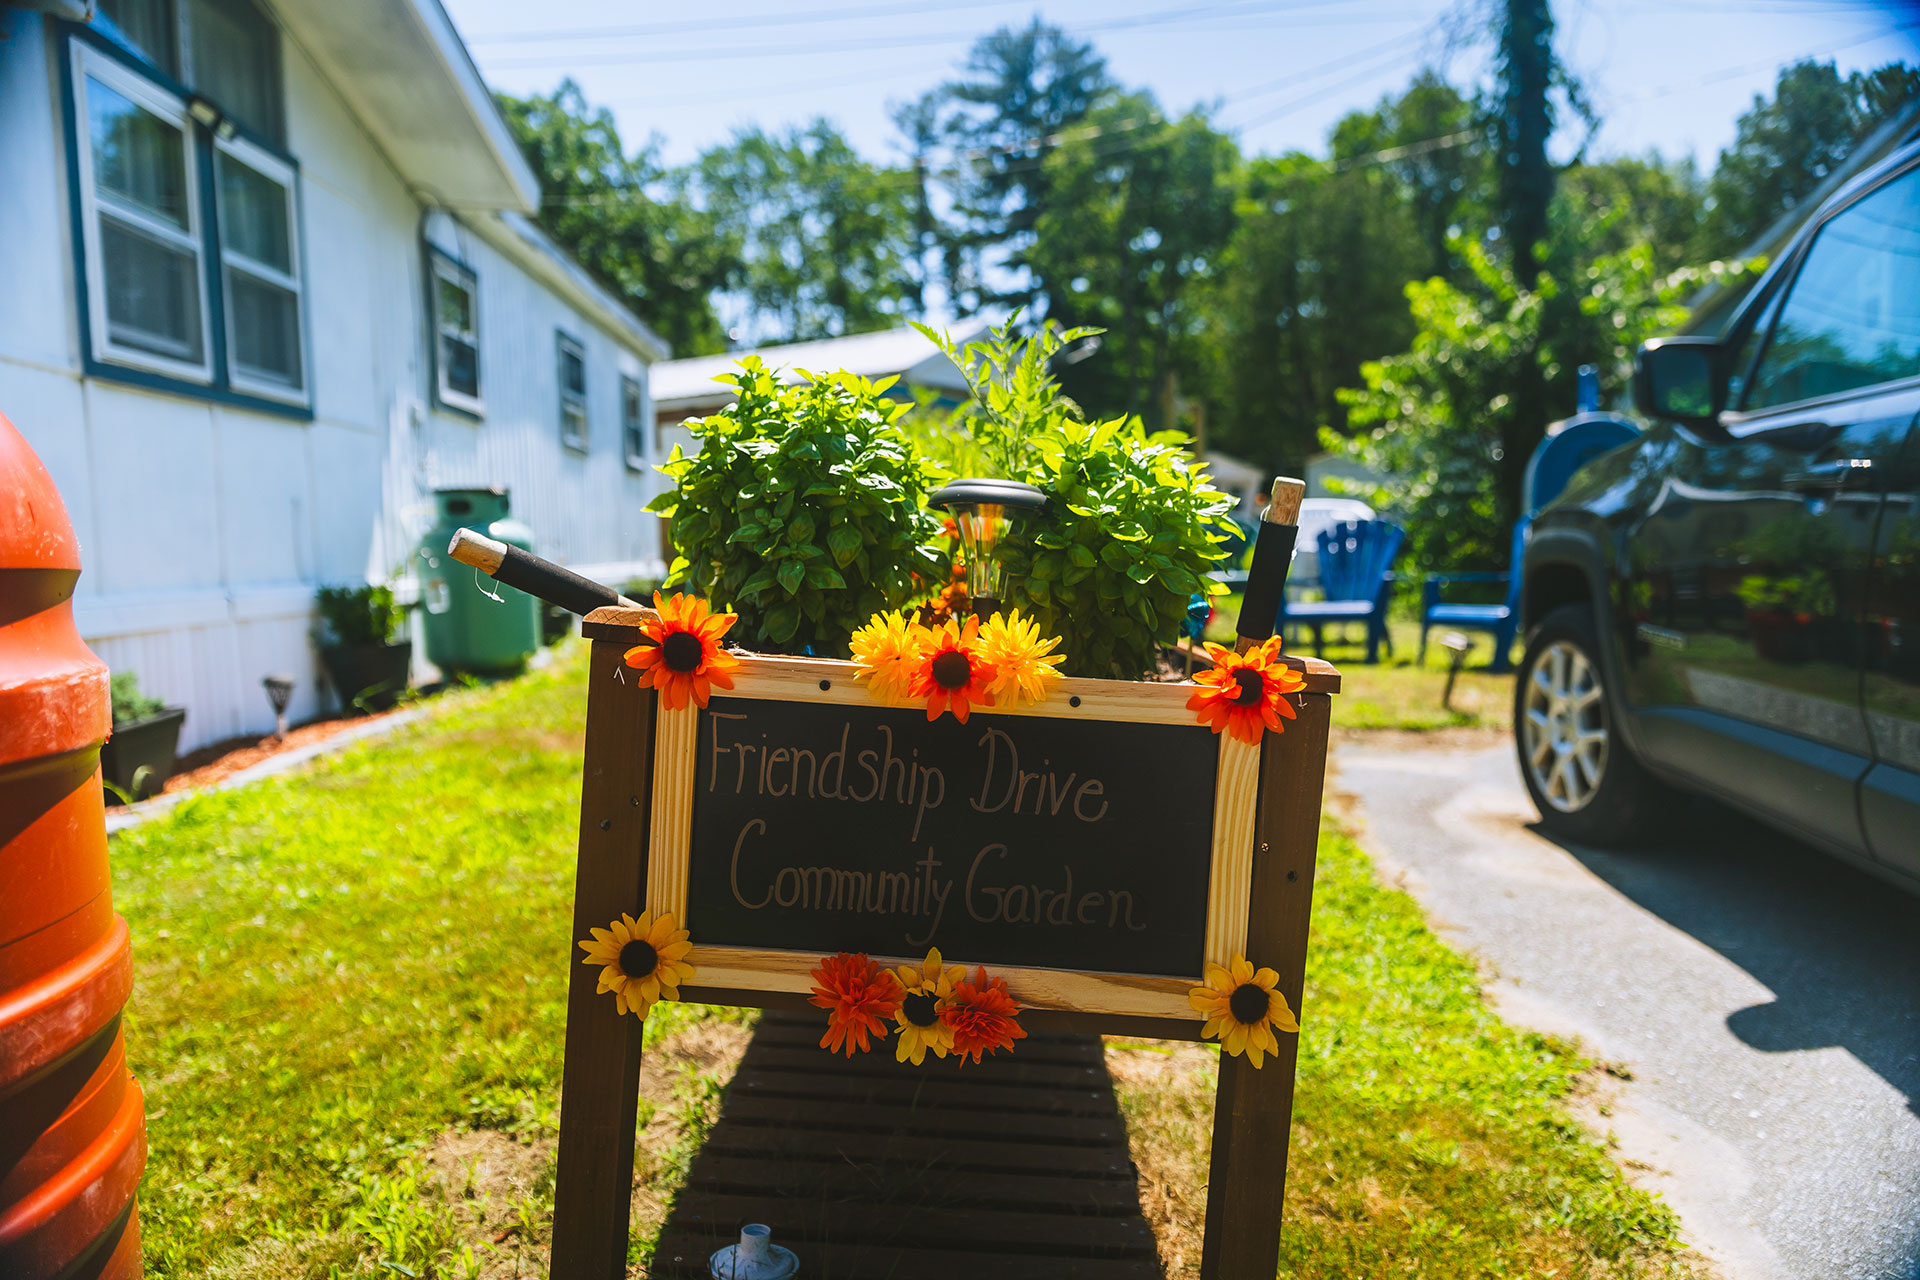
[1513,603,1664,846]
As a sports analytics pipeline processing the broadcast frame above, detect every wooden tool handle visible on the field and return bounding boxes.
[447,529,640,616]
[1232,477,1306,654]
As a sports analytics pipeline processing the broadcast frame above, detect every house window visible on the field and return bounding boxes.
[216,135,303,398]
[430,250,482,416]
[72,43,211,380]
[558,331,588,451]
[622,374,646,470]
[67,23,307,410]
[97,0,283,143]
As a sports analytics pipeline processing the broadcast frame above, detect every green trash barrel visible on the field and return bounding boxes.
[419,488,541,674]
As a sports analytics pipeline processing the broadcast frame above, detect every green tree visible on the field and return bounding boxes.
[1030,94,1239,430]
[909,19,1117,315]
[1198,151,1423,473]
[696,120,921,343]
[1705,59,1920,253]
[1328,233,1757,571]
[1556,154,1708,272]
[1330,71,1492,280]
[497,80,734,355]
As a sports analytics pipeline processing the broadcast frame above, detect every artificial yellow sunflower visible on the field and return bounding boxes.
[891,947,964,1064]
[1188,953,1298,1068]
[624,592,742,710]
[908,617,998,724]
[978,609,1065,707]
[849,610,925,703]
[578,910,695,1018]
[1186,635,1306,744]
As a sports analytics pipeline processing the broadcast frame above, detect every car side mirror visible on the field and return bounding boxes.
[1633,336,1727,426]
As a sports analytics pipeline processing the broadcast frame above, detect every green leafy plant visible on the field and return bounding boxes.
[648,357,946,652]
[109,671,168,725]
[917,319,1238,679]
[315,584,406,647]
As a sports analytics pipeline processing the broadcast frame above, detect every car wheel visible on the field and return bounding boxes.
[1513,603,1663,845]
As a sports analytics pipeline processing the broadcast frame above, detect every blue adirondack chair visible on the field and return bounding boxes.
[1421,519,1527,671]
[1277,519,1404,663]
[1420,413,1639,671]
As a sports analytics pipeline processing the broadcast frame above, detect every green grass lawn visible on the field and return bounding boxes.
[113,643,1689,1278]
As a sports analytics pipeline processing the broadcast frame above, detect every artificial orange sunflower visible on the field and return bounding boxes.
[849,610,925,703]
[908,617,998,724]
[941,965,1026,1065]
[891,947,964,1065]
[1186,636,1306,744]
[1188,953,1298,1069]
[624,591,742,710]
[808,952,903,1056]
[577,910,695,1018]
[978,609,1065,707]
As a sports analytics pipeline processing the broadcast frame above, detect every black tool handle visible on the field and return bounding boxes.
[1232,477,1305,652]
[446,529,637,617]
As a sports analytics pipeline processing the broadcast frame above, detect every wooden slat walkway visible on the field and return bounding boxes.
[648,1011,1165,1279]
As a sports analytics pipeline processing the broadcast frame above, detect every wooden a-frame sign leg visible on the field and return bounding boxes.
[546,634,1332,1279]
[1199,684,1331,1280]
[550,637,657,1278]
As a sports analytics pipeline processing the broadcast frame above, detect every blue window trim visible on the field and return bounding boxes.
[424,240,483,421]
[57,20,313,422]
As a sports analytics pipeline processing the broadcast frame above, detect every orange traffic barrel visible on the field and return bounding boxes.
[0,412,145,1279]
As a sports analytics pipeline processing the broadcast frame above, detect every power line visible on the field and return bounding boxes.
[478,0,1430,70]
[464,0,1040,46]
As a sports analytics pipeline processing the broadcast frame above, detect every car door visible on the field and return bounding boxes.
[1863,424,1920,879]
[1628,160,1920,856]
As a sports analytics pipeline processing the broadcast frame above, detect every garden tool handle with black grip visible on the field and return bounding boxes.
[446,528,645,617]
[1231,477,1305,654]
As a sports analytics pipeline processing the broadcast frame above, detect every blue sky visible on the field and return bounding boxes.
[443,0,1920,172]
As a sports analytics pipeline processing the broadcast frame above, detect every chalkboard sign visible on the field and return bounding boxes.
[643,653,1263,1022]
[689,696,1217,976]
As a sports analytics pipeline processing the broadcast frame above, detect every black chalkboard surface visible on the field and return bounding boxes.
[685,696,1220,979]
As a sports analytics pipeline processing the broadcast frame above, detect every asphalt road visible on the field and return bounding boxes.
[1336,736,1920,1280]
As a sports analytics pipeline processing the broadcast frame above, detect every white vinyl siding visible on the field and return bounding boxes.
[71,42,212,382]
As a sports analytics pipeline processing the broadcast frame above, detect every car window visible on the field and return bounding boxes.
[1746,166,1920,410]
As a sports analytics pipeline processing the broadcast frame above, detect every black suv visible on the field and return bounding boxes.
[1516,139,1920,891]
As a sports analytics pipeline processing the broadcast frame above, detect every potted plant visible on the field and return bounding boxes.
[648,358,948,653]
[316,584,412,712]
[100,671,186,802]
[911,320,1238,677]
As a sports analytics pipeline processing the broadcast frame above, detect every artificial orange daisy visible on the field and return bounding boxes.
[577,910,695,1018]
[908,617,998,724]
[891,947,965,1065]
[624,591,742,710]
[849,610,925,703]
[1188,953,1298,1068]
[941,965,1026,1065]
[1186,636,1306,744]
[808,952,903,1056]
[978,608,1065,707]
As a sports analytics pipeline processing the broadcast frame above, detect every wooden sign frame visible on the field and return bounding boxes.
[647,650,1261,1024]
[552,607,1340,1280]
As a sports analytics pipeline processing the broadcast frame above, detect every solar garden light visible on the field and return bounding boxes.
[708,1223,797,1279]
[928,478,1049,619]
[262,673,295,742]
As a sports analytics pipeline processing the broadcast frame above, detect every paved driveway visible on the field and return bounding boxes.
[1336,736,1920,1280]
